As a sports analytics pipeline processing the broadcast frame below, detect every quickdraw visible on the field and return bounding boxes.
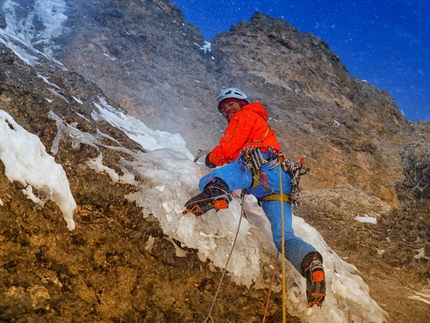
[242,147,268,189]
[243,146,266,172]
[242,147,311,207]
[283,157,310,207]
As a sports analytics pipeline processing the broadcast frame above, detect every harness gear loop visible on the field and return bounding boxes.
[260,193,292,204]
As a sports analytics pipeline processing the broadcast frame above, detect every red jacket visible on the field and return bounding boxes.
[208,102,282,166]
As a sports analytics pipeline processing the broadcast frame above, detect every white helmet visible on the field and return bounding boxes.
[217,88,250,110]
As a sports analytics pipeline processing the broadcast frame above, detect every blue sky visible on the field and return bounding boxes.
[172,0,430,122]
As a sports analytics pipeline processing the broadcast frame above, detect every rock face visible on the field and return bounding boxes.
[210,13,418,207]
[0,44,289,323]
[57,0,219,152]
[56,3,428,209]
[1,0,430,322]
[384,142,430,268]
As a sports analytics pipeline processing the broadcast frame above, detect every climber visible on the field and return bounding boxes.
[184,87,326,307]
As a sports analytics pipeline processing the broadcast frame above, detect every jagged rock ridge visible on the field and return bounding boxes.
[57,2,428,209]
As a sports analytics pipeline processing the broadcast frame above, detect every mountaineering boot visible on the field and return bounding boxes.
[300,251,326,307]
[184,178,232,216]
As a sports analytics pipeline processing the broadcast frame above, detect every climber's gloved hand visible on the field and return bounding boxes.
[205,153,217,168]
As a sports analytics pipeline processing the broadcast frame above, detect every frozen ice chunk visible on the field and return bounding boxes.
[0,110,76,230]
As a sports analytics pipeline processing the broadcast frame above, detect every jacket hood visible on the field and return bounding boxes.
[242,102,269,121]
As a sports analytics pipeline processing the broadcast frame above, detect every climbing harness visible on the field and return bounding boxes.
[260,193,292,203]
[241,147,311,321]
[241,147,310,207]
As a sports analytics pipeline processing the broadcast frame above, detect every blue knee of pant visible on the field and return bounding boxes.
[283,235,316,272]
[198,160,252,192]
[262,200,316,272]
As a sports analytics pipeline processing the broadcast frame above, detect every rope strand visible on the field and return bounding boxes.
[204,163,288,322]
[280,163,287,322]
[203,194,246,323]
[262,253,280,323]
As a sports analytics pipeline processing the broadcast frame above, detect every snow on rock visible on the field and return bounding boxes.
[1,0,67,65]
[355,214,377,224]
[0,110,76,230]
[91,96,193,159]
[0,93,387,321]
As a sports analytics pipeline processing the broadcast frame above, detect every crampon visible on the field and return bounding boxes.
[305,258,326,307]
[183,187,231,216]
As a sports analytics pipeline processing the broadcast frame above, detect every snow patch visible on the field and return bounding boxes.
[409,290,430,305]
[91,96,193,158]
[198,41,212,53]
[414,247,430,260]
[355,214,377,224]
[0,0,67,67]
[0,109,76,230]
[73,97,83,104]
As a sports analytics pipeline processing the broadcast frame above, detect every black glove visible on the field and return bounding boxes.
[205,153,217,168]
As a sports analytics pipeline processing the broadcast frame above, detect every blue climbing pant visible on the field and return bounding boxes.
[199,156,316,273]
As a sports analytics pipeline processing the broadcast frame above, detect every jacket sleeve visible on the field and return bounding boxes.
[208,111,255,166]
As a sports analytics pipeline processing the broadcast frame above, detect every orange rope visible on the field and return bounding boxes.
[262,253,280,323]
